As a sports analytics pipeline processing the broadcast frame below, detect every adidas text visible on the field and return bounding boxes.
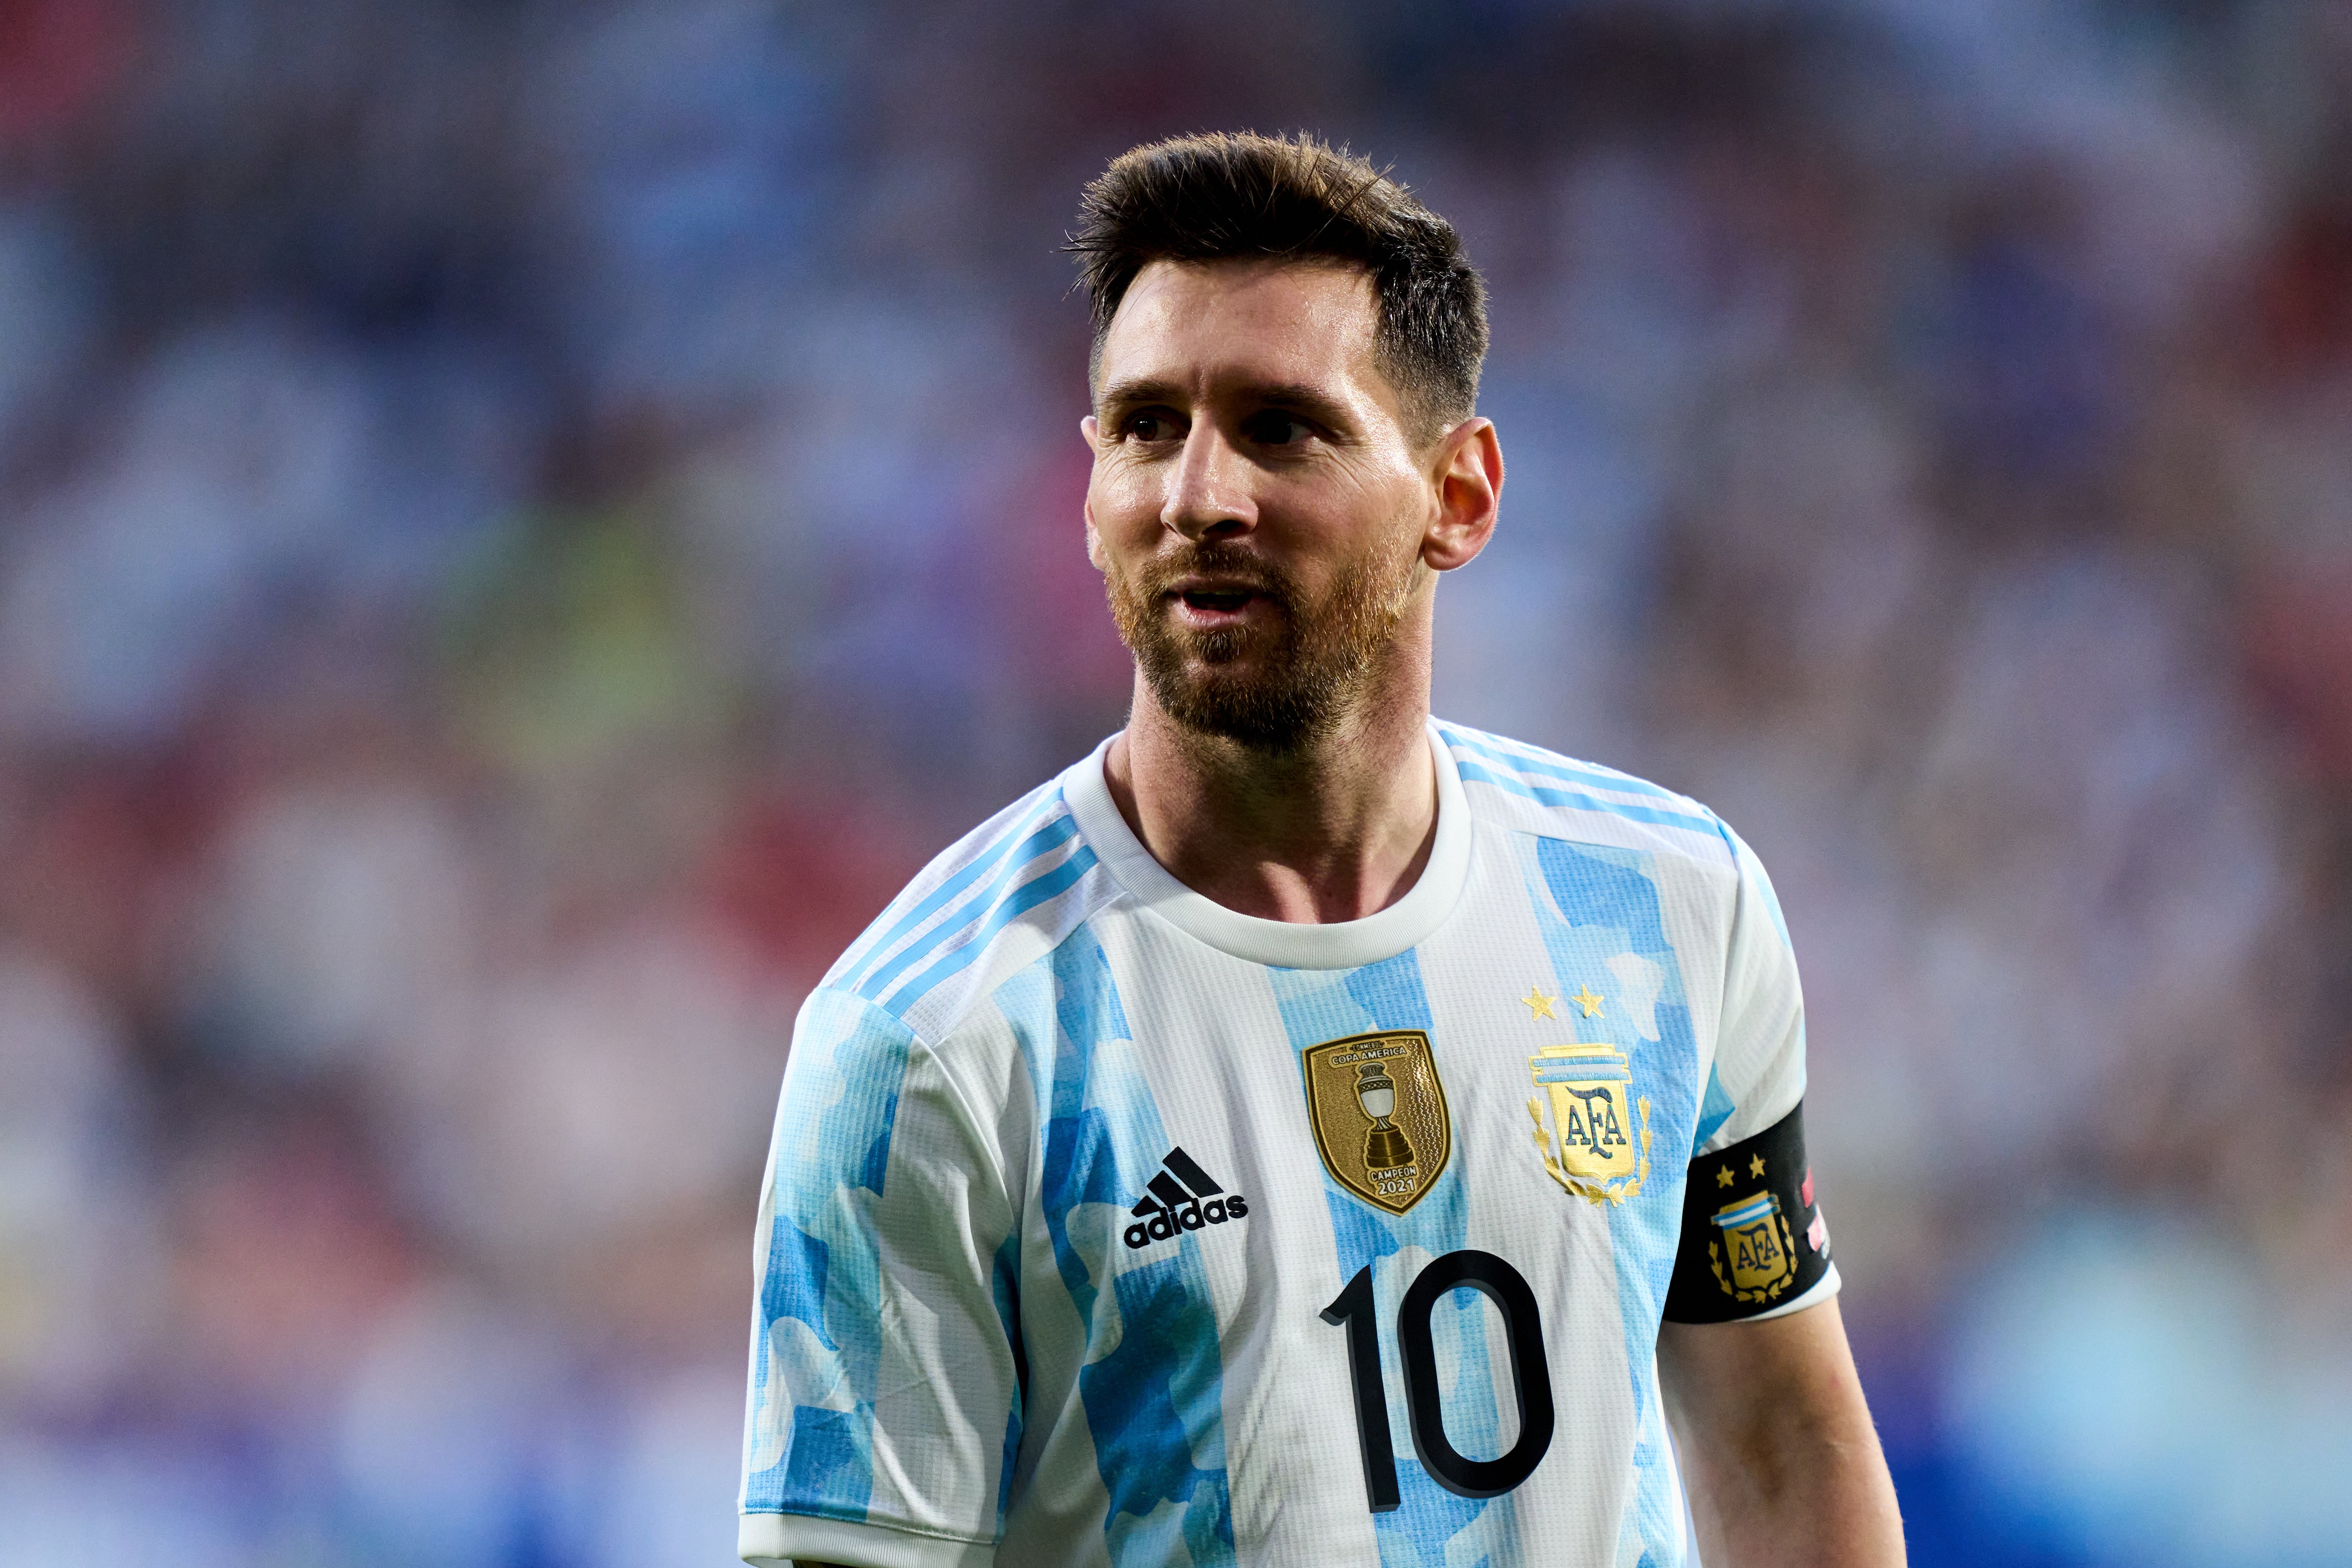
[1124,1146,1247,1250]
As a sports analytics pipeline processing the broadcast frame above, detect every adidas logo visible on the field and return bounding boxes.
[1123,1147,1248,1250]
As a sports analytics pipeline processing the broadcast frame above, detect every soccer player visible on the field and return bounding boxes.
[740,132,1905,1568]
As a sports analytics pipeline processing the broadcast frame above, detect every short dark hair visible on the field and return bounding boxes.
[1067,131,1488,443]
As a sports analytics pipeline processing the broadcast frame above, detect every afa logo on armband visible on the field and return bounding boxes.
[1661,1101,1833,1323]
[1708,1189,1796,1300]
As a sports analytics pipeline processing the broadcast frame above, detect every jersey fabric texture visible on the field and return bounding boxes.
[739,719,1837,1568]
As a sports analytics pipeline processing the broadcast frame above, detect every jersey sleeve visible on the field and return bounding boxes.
[739,987,1018,1568]
[1697,823,1806,1154]
[1662,824,1838,1323]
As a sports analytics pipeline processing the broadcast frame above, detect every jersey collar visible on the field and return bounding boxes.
[1059,717,1473,970]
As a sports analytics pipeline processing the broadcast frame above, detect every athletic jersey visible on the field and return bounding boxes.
[739,718,1838,1568]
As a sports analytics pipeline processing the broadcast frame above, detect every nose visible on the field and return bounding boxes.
[1161,423,1256,541]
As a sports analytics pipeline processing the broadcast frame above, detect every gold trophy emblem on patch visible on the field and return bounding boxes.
[1300,1030,1452,1214]
[1528,1044,1652,1205]
[1708,1190,1796,1303]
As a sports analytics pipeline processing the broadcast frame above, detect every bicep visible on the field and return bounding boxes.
[1658,1293,1869,1451]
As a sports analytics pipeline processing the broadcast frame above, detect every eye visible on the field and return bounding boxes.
[1243,410,1313,446]
[1120,409,1182,443]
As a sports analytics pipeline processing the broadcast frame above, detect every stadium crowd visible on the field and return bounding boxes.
[1,1,2348,1563]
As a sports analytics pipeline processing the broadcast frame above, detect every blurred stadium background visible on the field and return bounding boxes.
[2,1,2348,1563]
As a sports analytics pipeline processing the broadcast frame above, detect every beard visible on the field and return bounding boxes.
[1103,536,1422,752]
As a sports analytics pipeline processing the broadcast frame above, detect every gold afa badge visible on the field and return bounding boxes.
[1299,1030,1453,1214]
[1528,1043,1652,1205]
[1708,1190,1796,1303]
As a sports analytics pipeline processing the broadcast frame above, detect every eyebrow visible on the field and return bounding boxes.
[1096,377,1359,432]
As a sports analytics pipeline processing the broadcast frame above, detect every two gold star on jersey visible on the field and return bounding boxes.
[1520,983,1602,1022]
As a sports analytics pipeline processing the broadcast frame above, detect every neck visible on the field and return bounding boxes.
[1103,644,1438,925]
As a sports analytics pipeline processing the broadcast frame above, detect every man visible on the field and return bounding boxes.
[740,132,1904,1568]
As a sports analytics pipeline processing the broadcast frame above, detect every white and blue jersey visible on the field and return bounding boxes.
[740,719,1835,1568]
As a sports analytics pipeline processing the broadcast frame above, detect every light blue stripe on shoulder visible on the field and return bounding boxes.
[876,846,1101,1019]
[1453,759,1720,835]
[1692,1062,1736,1152]
[838,791,1072,992]
[1436,723,1690,804]
[855,814,1081,1003]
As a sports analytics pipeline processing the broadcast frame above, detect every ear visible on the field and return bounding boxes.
[1081,416,1108,572]
[1422,417,1502,573]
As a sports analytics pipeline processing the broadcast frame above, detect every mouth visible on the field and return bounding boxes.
[1178,587,1255,613]
[1166,580,1271,628]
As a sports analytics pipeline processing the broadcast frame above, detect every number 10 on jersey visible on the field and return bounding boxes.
[1319,1250,1556,1511]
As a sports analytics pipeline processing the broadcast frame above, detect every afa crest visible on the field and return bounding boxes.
[1300,1030,1453,1215]
[1527,1044,1652,1205]
[1708,1191,1797,1303]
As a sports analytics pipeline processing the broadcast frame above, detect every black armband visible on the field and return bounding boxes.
[1662,1101,1831,1323]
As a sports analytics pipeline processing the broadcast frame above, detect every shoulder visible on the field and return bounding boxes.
[1433,718,1740,873]
[812,765,1123,1046]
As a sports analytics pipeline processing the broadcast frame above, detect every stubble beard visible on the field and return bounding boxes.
[1104,537,1423,752]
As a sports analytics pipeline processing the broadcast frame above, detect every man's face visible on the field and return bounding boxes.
[1083,259,1443,751]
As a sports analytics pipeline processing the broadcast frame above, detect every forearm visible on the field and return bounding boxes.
[1659,1299,1904,1568]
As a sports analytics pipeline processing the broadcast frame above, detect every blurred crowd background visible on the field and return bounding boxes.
[2,1,2348,1564]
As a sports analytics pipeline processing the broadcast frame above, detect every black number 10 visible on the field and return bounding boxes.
[1319,1249,1556,1511]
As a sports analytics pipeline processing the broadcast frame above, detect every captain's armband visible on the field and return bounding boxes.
[1662,1101,1832,1323]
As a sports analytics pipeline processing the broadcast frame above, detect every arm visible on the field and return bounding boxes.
[1657,1295,1904,1568]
